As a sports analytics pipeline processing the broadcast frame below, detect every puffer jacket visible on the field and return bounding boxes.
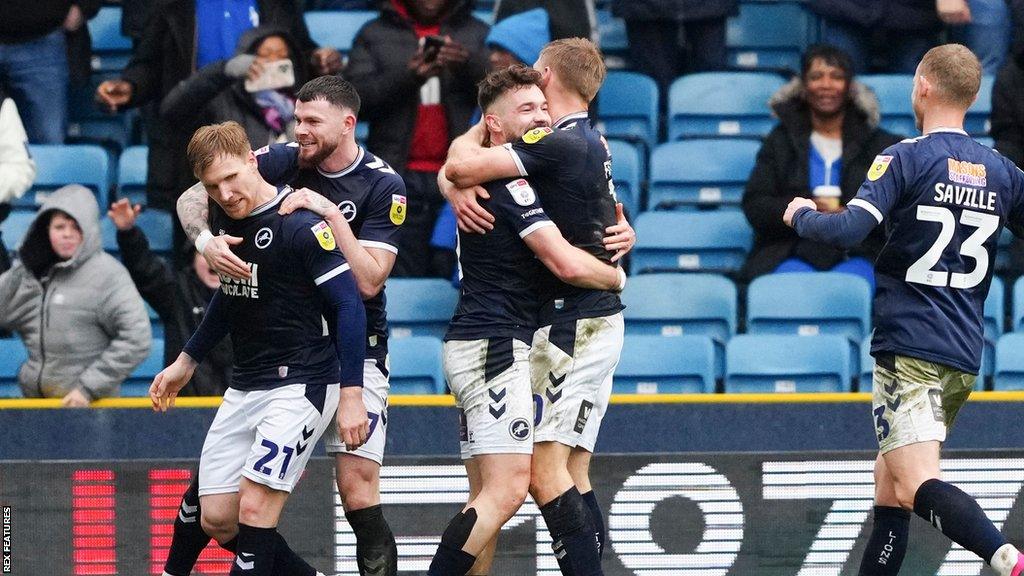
[740,79,902,280]
[0,185,151,399]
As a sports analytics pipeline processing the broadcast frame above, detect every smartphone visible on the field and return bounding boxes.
[244,59,295,93]
[423,35,446,63]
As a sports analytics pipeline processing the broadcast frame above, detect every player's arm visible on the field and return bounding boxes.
[176,181,251,280]
[525,226,626,292]
[278,188,396,299]
[444,145,521,188]
[151,290,230,411]
[785,149,903,249]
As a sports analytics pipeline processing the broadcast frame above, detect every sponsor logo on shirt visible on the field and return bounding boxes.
[948,158,987,187]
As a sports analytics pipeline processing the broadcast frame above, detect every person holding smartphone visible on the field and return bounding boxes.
[346,0,489,280]
[159,26,306,150]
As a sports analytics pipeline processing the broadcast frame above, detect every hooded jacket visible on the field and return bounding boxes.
[740,78,902,280]
[345,0,489,172]
[160,26,306,148]
[0,185,151,399]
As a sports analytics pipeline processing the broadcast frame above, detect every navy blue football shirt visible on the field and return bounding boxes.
[446,176,554,344]
[796,129,1024,373]
[250,143,405,361]
[198,188,359,390]
[502,112,623,325]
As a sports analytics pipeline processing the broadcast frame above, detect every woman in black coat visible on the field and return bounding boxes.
[741,45,902,288]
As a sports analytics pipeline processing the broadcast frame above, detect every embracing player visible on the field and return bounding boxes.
[785,44,1024,576]
[441,39,633,576]
[152,121,368,576]
[428,64,626,576]
[171,77,402,575]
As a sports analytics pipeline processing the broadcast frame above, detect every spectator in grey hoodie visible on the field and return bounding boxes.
[0,185,151,405]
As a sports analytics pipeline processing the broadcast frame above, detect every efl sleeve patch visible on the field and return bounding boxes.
[867,155,893,181]
[311,220,336,251]
[390,194,407,225]
[522,126,553,144]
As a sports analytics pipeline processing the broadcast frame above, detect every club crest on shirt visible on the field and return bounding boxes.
[255,227,273,249]
[523,126,552,144]
[310,221,336,251]
[506,178,536,206]
[390,194,407,225]
[867,155,893,181]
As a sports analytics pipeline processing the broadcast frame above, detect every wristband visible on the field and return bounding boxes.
[616,267,627,292]
[195,230,214,254]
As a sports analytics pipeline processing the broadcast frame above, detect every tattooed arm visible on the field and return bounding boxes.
[176,181,251,280]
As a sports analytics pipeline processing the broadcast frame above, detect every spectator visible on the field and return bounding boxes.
[0,0,100,143]
[741,45,901,288]
[494,0,596,42]
[0,185,151,404]
[612,0,737,102]
[108,199,232,396]
[93,0,339,217]
[992,44,1024,167]
[810,0,941,73]
[160,27,306,148]
[486,7,550,70]
[943,0,1012,74]
[0,87,36,272]
[346,0,488,278]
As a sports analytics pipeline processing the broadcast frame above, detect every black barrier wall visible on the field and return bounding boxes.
[3,452,1023,575]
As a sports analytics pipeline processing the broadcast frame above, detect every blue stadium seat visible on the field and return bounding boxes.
[725,334,852,393]
[994,333,1024,390]
[607,139,642,215]
[101,209,174,255]
[0,211,36,252]
[123,338,164,397]
[621,273,736,376]
[388,336,446,394]
[1014,276,1024,332]
[87,7,132,72]
[614,335,715,394]
[384,278,459,339]
[304,11,377,53]
[144,302,164,338]
[0,338,27,398]
[966,75,994,136]
[472,9,494,24]
[859,75,915,137]
[117,146,148,205]
[597,72,659,148]
[976,136,994,148]
[726,0,815,72]
[667,72,786,140]
[23,145,110,209]
[648,138,760,209]
[747,272,872,343]
[984,276,1004,376]
[596,9,628,54]
[632,211,753,274]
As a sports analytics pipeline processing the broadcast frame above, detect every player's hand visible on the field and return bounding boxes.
[603,203,635,262]
[278,187,339,220]
[149,355,197,412]
[107,198,142,231]
[447,184,494,234]
[203,234,251,280]
[783,197,818,227]
[937,0,972,24]
[337,387,370,450]
[311,47,343,76]
[61,388,91,408]
[96,80,133,113]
